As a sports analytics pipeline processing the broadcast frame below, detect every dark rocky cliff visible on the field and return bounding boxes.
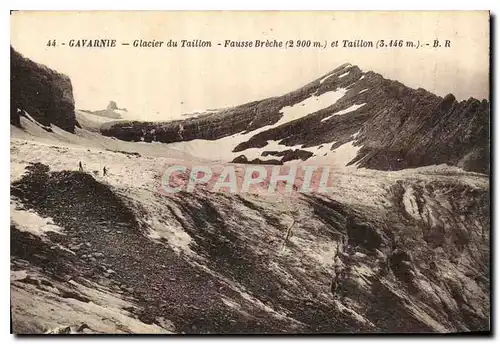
[100,64,490,174]
[11,47,77,132]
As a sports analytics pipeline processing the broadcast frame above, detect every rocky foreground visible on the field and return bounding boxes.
[10,138,490,334]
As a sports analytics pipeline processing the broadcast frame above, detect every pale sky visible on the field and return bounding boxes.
[11,11,489,121]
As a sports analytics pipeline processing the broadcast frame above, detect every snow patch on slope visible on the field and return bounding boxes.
[241,135,363,167]
[277,89,347,126]
[12,116,198,163]
[319,74,335,84]
[321,103,366,122]
[11,202,62,237]
[77,111,117,124]
[239,141,305,161]
[304,141,362,168]
[146,217,193,254]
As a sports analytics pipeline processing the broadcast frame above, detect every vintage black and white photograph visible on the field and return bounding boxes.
[9,11,490,334]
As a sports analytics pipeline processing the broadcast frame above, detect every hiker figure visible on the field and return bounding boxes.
[79,161,83,172]
[103,166,108,176]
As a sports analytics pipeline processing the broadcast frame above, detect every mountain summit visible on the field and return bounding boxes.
[107,101,119,111]
[100,63,490,173]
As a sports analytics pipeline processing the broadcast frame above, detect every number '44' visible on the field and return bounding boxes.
[46,40,56,47]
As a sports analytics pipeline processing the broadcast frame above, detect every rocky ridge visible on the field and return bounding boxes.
[100,63,490,173]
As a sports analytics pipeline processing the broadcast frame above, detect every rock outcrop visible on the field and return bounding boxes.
[11,47,77,132]
[107,101,119,111]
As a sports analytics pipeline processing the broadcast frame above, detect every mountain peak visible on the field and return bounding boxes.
[100,61,489,174]
[107,101,118,110]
